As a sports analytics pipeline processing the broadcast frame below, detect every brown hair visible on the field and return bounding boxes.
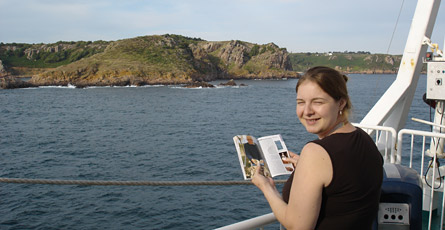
[296,66,352,121]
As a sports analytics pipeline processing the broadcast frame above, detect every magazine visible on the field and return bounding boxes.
[233,134,294,180]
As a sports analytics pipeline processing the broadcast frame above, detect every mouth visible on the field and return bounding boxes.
[305,118,320,125]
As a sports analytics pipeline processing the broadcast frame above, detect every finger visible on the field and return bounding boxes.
[254,164,260,174]
[288,151,298,157]
[282,157,298,164]
[253,164,263,176]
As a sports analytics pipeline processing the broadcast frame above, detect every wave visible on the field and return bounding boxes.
[35,84,170,89]
[22,84,244,90]
[38,85,76,89]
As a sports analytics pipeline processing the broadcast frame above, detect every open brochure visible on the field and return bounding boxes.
[233,134,294,180]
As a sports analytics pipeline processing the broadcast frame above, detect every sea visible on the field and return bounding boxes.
[0,74,433,229]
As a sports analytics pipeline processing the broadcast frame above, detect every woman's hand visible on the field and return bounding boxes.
[252,165,275,190]
[282,151,300,168]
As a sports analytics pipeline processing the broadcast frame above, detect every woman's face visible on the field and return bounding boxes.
[296,81,344,139]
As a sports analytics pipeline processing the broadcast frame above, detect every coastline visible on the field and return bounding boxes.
[0,70,407,89]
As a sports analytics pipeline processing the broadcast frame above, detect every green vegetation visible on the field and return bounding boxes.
[289,52,402,73]
[249,44,260,57]
[93,35,197,73]
[0,40,109,68]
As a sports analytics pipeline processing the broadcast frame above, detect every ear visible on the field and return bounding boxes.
[338,98,347,111]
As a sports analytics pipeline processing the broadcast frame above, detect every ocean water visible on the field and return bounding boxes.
[0,75,431,229]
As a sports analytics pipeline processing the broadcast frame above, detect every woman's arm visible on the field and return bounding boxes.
[252,143,333,230]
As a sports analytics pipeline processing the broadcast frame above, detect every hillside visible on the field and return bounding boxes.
[289,52,402,74]
[0,40,108,72]
[0,35,297,87]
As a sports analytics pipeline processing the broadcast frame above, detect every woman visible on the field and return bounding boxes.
[252,66,383,230]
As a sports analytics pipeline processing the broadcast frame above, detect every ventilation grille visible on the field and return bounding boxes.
[378,203,410,225]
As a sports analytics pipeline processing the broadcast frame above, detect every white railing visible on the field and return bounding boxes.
[214,212,277,230]
[354,123,397,163]
[397,128,445,230]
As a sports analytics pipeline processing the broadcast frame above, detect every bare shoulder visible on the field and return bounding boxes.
[300,142,329,160]
[298,142,333,186]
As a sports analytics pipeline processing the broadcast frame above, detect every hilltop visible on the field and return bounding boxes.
[0,35,297,87]
[288,52,402,74]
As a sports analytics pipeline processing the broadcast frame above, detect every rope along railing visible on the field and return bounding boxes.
[0,178,287,186]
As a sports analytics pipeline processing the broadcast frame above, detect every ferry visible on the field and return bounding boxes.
[217,0,445,229]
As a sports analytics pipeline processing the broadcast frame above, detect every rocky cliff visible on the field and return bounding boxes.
[25,35,297,87]
[0,60,7,77]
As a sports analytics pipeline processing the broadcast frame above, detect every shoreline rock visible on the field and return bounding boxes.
[0,76,36,89]
[219,79,237,86]
[183,81,215,88]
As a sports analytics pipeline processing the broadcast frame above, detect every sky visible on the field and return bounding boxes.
[0,0,444,55]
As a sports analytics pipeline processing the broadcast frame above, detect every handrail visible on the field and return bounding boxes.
[214,212,277,230]
[397,128,445,230]
[353,123,397,163]
[397,128,445,165]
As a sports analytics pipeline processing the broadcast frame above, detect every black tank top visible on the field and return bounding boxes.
[282,128,383,230]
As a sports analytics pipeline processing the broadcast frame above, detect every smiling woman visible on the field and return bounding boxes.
[252,66,384,230]
[295,66,351,139]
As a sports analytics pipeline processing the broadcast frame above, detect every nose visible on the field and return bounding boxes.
[303,103,314,116]
[297,102,314,117]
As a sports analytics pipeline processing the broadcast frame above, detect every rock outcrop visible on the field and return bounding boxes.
[183,81,215,88]
[0,60,7,77]
[1,76,35,89]
[189,40,295,79]
[219,79,237,86]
